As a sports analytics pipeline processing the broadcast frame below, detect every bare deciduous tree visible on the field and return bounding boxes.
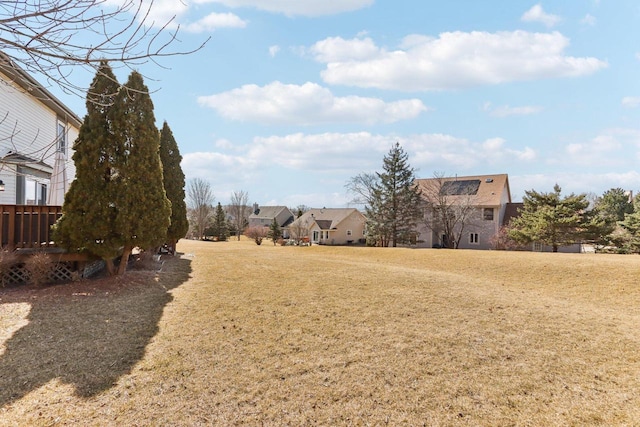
[229,190,250,241]
[187,178,214,240]
[1,0,208,98]
[420,172,481,249]
[288,217,311,245]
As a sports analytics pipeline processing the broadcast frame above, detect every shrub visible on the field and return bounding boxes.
[24,251,55,287]
[245,226,268,245]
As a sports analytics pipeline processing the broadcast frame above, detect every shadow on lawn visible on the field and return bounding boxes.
[0,254,192,407]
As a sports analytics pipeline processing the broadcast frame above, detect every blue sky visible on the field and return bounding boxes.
[53,1,640,207]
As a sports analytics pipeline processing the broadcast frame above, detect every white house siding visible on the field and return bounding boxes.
[0,68,78,204]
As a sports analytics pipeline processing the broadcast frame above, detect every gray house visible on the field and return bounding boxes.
[248,204,294,229]
[415,174,511,249]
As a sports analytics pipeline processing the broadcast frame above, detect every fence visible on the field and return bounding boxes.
[0,205,62,249]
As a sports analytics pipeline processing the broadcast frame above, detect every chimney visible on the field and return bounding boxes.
[253,203,259,215]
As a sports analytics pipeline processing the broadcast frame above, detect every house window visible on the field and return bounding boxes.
[533,242,543,252]
[346,229,352,236]
[469,233,479,244]
[483,208,494,220]
[57,121,67,154]
[16,166,48,205]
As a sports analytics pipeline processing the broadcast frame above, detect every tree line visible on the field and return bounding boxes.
[54,63,188,275]
[348,143,640,252]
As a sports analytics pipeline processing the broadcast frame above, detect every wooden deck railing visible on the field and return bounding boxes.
[0,205,62,249]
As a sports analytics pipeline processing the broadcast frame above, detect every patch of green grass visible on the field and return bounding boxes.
[1,239,639,425]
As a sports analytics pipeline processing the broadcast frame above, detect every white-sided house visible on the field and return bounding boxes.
[289,208,366,245]
[414,174,511,249]
[0,52,81,206]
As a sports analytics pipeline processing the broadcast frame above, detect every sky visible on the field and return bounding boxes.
[51,0,640,207]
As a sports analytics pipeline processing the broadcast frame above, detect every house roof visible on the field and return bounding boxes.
[249,205,291,219]
[0,51,82,128]
[290,208,363,230]
[415,173,511,206]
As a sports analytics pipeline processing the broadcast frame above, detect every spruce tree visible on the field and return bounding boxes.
[269,217,282,245]
[210,202,229,241]
[54,62,123,275]
[159,121,188,253]
[110,71,171,274]
[368,142,422,247]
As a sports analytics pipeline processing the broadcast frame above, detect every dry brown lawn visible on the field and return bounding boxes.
[1,238,640,426]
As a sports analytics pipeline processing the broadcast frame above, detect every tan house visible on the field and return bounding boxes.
[414,174,511,249]
[0,52,81,206]
[288,208,366,245]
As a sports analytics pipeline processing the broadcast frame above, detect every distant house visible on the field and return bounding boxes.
[248,204,294,229]
[414,174,511,249]
[289,208,366,245]
[0,52,81,206]
[503,202,582,253]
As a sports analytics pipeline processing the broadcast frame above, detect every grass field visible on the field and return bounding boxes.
[1,238,639,426]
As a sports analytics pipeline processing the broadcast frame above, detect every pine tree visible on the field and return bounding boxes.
[109,71,171,274]
[508,184,589,252]
[269,217,282,245]
[367,143,422,247]
[210,202,229,241]
[54,62,124,275]
[159,121,188,253]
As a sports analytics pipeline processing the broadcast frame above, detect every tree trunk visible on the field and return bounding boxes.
[104,258,116,276]
[116,246,133,275]
[553,244,558,252]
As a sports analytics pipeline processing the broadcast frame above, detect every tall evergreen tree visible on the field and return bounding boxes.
[367,142,422,247]
[109,71,171,274]
[54,62,124,275]
[159,121,188,254]
[508,184,589,252]
[209,202,229,241]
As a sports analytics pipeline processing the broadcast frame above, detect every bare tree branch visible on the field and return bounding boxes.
[1,0,208,99]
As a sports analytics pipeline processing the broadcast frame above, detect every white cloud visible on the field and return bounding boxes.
[183,132,536,178]
[197,81,429,125]
[311,32,607,91]
[512,171,640,201]
[182,150,260,192]
[269,45,281,57]
[183,12,247,32]
[562,128,640,166]
[581,14,596,26]
[308,37,381,62]
[193,0,374,17]
[622,96,640,108]
[483,102,543,117]
[521,4,562,27]
[248,132,391,171]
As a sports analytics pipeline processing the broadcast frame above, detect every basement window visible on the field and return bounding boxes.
[469,233,479,244]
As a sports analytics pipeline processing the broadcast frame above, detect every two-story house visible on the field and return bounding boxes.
[0,52,81,206]
[414,174,511,249]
